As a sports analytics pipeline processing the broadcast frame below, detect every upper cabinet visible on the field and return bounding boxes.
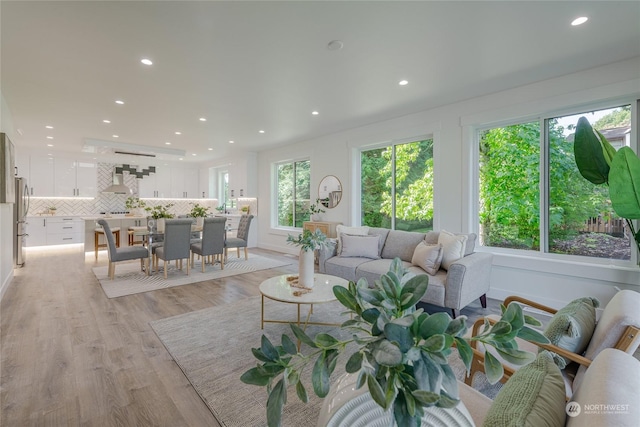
[54,158,96,197]
[138,167,172,198]
[26,155,55,196]
[170,166,200,198]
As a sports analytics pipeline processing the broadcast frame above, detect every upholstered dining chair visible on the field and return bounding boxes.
[225,214,254,260]
[97,219,149,280]
[190,217,227,272]
[154,219,193,279]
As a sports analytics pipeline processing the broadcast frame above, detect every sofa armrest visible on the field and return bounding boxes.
[318,239,337,273]
[445,252,493,310]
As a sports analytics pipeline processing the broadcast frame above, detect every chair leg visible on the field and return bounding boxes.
[109,262,115,280]
[480,294,487,308]
[186,258,190,276]
[144,258,149,276]
[202,255,205,273]
[244,247,248,260]
[190,252,194,268]
[220,254,224,270]
[237,248,240,258]
[95,231,99,260]
[164,261,168,279]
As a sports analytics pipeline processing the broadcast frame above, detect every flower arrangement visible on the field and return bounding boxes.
[189,203,211,218]
[241,259,548,427]
[145,203,175,219]
[125,197,146,210]
[286,228,329,252]
[308,198,326,216]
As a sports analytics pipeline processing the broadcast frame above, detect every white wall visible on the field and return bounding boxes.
[1,92,16,300]
[257,57,640,309]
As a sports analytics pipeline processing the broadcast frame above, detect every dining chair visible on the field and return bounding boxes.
[154,219,193,279]
[97,219,149,280]
[191,217,227,272]
[225,214,254,260]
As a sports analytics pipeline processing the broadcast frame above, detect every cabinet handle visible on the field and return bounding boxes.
[31,187,34,195]
[63,218,73,221]
[202,192,205,198]
[63,238,73,240]
[63,226,73,229]
[43,219,46,226]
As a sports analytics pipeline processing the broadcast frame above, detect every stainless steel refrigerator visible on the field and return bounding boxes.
[14,177,30,267]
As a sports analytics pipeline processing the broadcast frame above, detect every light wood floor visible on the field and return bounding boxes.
[1,245,496,426]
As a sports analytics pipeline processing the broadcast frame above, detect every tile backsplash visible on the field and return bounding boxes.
[28,162,220,217]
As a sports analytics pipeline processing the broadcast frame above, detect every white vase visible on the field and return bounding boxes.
[317,372,475,427]
[157,218,165,234]
[196,217,204,228]
[311,214,322,222]
[298,249,315,287]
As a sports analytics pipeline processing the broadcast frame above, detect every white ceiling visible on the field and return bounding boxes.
[2,1,639,163]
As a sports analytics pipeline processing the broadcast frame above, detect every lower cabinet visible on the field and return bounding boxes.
[26,217,84,246]
[302,221,342,238]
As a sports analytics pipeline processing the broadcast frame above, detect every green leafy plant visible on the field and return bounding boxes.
[144,203,175,219]
[241,259,549,427]
[189,203,211,218]
[574,116,640,254]
[216,204,225,213]
[125,197,146,210]
[308,198,326,216]
[286,228,329,252]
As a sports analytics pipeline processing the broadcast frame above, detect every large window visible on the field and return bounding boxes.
[478,104,633,260]
[276,159,310,228]
[361,139,433,232]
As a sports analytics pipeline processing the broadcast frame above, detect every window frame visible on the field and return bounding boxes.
[472,97,639,267]
[272,157,311,231]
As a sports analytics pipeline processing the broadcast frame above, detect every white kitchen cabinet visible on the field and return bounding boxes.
[54,158,97,197]
[138,167,171,198]
[28,155,55,196]
[26,217,47,246]
[170,166,200,198]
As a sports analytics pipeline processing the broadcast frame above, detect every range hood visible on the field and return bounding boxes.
[102,168,132,194]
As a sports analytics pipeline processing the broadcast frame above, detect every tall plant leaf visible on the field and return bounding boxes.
[574,116,614,184]
[610,147,640,219]
[266,379,286,427]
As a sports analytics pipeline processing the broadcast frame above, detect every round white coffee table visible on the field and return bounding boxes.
[259,273,349,330]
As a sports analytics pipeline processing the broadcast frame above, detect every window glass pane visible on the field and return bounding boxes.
[276,159,310,227]
[394,140,434,232]
[548,106,631,260]
[479,122,540,250]
[361,139,433,231]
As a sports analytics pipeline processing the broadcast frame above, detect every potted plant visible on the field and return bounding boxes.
[145,203,175,232]
[308,198,326,221]
[48,205,57,215]
[286,228,329,287]
[189,203,211,227]
[241,258,549,427]
[125,197,146,216]
[216,204,226,214]
[573,117,640,255]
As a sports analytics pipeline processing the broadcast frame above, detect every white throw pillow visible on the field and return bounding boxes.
[339,234,380,259]
[411,242,443,275]
[437,230,467,271]
[336,225,370,253]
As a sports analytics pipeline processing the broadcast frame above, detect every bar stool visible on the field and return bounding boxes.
[95,225,120,259]
[128,226,148,245]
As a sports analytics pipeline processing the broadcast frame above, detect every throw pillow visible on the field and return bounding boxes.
[336,225,370,253]
[411,242,443,275]
[482,351,566,427]
[542,296,599,369]
[339,234,380,259]
[437,230,468,270]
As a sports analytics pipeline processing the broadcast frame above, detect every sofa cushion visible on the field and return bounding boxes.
[542,296,599,369]
[482,351,566,427]
[368,227,390,255]
[336,225,369,253]
[438,230,468,270]
[339,234,380,259]
[380,230,426,262]
[324,256,372,283]
[411,242,443,275]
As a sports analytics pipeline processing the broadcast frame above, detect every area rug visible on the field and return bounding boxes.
[93,254,292,298]
[150,296,502,427]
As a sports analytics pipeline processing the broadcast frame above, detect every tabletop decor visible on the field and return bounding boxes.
[286,228,329,287]
[189,202,211,227]
[241,258,549,427]
[125,197,146,216]
[145,203,175,233]
[308,198,327,221]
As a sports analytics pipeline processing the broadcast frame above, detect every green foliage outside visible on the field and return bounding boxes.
[277,160,310,227]
[361,140,434,232]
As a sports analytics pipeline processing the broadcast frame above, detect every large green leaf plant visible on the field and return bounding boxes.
[574,117,640,255]
[241,259,548,427]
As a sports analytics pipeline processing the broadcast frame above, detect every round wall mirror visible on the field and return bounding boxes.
[318,175,342,208]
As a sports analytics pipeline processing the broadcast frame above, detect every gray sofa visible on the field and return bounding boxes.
[318,228,493,317]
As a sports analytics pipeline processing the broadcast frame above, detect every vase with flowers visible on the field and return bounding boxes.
[308,198,326,221]
[286,228,329,288]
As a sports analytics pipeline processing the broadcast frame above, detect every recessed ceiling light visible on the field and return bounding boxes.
[103,119,111,124]
[115,100,124,105]
[399,80,409,86]
[112,135,119,138]
[327,40,344,51]
[229,140,235,144]
[571,16,588,26]
[199,117,207,122]
[165,142,171,145]
[192,153,197,156]
[312,111,319,115]
[179,158,183,161]
[141,58,153,65]
[47,144,53,147]
[175,131,181,135]
[259,130,265,134]
[45,125,53,129]
[46,136,53,139]
[208,148,213,151]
